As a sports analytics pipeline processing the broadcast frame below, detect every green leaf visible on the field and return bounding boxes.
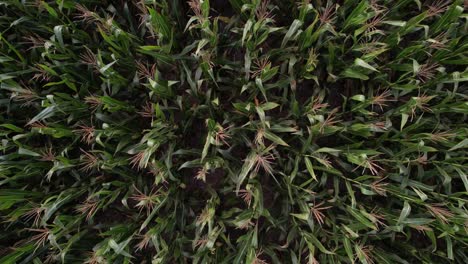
[54,25,65,48]
[446,236,453,260]
[256,106,266,124]
[149,8,172,40]
[26,106,56,126]
[303,232,334,254]
[201,132,211,161]
[343,0,369,30]
[236,152,256,191]
[397,201,411,224]
[354,58,378,72]
[264,130,289,146]
[0,124,23,132]
[342,68,369,80]
[304,157,317,181]
[291,213,309,221]
[449,138,468,151]
[281,19,302,48]
[255,77,268,102]
[242,19,253,46]
[346,206,376,230]
[454,168,468,193]
[400,113,409,131]
[261,102,279,111]
[343,237,354,263]
[18,148,41,157]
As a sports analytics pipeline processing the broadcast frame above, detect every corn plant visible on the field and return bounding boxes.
[0,0,467,263]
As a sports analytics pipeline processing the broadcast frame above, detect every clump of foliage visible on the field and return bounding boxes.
[1,0,467,263]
